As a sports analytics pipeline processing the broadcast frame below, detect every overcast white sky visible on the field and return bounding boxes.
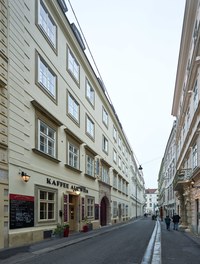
[65,0,186,188]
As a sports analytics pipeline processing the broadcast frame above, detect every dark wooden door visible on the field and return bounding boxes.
[100,197,107,226]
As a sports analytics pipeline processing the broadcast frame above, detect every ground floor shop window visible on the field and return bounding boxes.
[87,197,94,218]
[36,186,57,223]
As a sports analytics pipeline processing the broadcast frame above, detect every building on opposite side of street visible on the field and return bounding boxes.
[158,0,200,234]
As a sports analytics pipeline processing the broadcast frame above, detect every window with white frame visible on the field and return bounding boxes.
[86,154,94,177]
[86,79,95,106]
[122,161,125,173]
[192,143,198,169]
[125,166,128,176]
[38,188,56,221]
[102,135,108,154]
[37,54,56,99]
[122,143,125,154]
[186,107,190,131]
[87,197,94,218]
[67,47,80,83]
[113,173,117,188]
[86,115,94,139]
[118,177,122,191]
[68,142,79,169]
[38,120,56,157]
[122,180,125,193]
[125,183,128,195]
[118,156,122,169]
[102,107,108,127]
[68,93,79,123]
[38,0,56,48]
[113,201,118,217]
[113,149,117,163]
[118,136,122,149]
[113,126,117,142]
[193,80,198,111]
[101,165,110,184]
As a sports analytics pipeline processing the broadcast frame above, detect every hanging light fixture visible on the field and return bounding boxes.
[20,171,31,183]
[138,165,143,170]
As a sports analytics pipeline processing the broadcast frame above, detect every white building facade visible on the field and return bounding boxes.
[145,189,158,215]
[158,122,176,219]
[159,0,200,234]
[0,0,145,248]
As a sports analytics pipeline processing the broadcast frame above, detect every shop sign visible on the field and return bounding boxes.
[46,178,69,188]
[71,185,88,193]
[46,178,89,193]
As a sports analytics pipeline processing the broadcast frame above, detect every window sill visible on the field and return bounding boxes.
[84,173,96,180]
[65,164,82,173]
[99,180,111,188]
[32,148,61,163]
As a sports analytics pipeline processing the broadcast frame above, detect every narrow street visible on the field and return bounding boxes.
[1,218,200,264]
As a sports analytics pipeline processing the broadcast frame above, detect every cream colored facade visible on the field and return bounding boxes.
[159,0,200,234]
[145,189,158,215]
[0,0,145,248]
[158,122,176,219]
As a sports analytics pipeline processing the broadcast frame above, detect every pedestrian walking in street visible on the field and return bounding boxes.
[165,215,171,231]
[172,213,181,230]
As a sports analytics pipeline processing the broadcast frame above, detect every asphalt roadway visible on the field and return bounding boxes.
[0,218,200,264]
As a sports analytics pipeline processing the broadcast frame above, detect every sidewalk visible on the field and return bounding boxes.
[160,220,200,264]
[0,220,133,261]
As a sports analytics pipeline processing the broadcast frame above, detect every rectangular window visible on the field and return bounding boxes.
[118,177,122,191]
[68,142,79,169]
[113,126,117,142]
[118,136,122,149]
[122,162,125,173]
[102,107,108,127]
[86,79,95,106]
[67,47,80,83]
[86,115,95,139]
[37,54,56,99]
[102,135,108,153]
[113,173,117,188]
[68,93,79,123]
[113,201,117,217]
[118,156,121,169]
[87,197,94,218]
[39,189,56,221]
[102,166,110,184]
[86,155,94,177]
[38,0,56,48]
[194,80,198,111]
[38,120,56,157]
[113,149,117,163]
[193,143,198,169]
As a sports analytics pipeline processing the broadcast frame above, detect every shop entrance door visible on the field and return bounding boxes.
[100,197,107,226]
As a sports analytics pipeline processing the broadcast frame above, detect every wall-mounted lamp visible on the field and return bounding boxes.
[138,165,143,170]
[20,171,31,183]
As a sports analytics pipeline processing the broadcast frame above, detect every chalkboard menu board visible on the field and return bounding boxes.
[10,194,34,229]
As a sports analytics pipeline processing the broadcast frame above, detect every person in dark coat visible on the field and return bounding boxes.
[172,213,181,230]
[165,215,171,231]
